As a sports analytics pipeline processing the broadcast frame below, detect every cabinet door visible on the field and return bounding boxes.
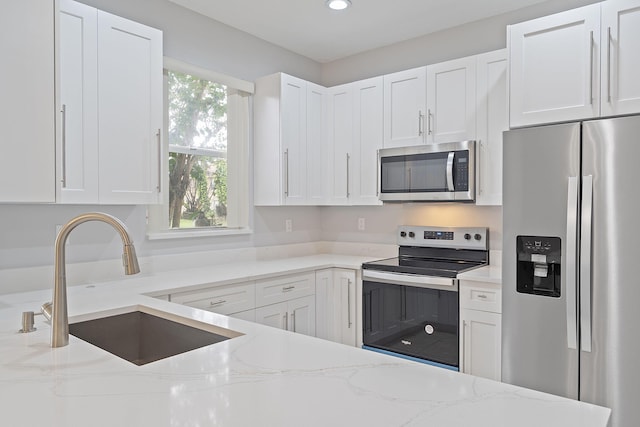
[475,49,507,206]
[383,67,427,148]
[460,308,502,381]
[58,0,99,203]
[601,0,640,116]
[255,302,288,330]
[351,77,383,206]
[315,269,337,341]
[288,295,316,336]
[509,4,600,127]
[335,269,356,346]
[97,11,162,204]
[426,56,476,143]
[230,309,256,323]
[281,74,308,205]
[306,82,327,204]
[327,84,353,205]
[0,0,55,202]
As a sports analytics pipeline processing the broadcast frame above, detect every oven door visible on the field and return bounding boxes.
[362,270,459,370]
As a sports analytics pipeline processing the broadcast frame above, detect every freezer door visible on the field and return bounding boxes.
[581,115,640,427]
[502,122,580,399]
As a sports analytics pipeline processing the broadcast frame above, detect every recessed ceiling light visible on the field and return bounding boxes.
[326,0,352,11]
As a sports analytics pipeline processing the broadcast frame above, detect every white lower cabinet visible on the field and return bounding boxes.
[315,268,357,346]
[169,282,255,318]
[255,295,316,336]
[459,280,502,381]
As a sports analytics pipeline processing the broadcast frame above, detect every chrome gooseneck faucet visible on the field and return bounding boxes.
[51,212,140,348]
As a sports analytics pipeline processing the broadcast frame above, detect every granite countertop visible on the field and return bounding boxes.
[0,254,609,426]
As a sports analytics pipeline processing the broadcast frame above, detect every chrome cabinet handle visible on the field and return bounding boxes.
[461,319,468,372]
[284,149,289,197]
[418,110,424,136]
[565,176,579,350]
[347,278,352,329]
[61,104,67,187]
[346,153,350,198]
[446,151,455,192]
[476,294,487,299]
[580,175,593,353]
[291,311,296,332]
[477,140,483,195]
[607,26,612,103]
[284,312,288,330]
[209,299,226,307]
[427,109,433,135]
[156,129,161,193]
[589,31,594,105]
[282,285,295,292]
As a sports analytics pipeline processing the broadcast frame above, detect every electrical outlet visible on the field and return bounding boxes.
[358,217,366,231]
[285,219,292,232]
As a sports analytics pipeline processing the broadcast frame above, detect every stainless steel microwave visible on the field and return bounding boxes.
[377,141,475,202]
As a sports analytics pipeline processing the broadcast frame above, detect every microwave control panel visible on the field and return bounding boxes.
[454,151,469,191]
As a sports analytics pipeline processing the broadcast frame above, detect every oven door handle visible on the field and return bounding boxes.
[363,269,457,290]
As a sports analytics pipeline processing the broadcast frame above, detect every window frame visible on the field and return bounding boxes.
[146,57,254,240]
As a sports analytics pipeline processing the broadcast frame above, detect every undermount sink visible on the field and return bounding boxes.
[69,308,243,366]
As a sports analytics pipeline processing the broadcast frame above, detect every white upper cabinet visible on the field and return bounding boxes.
[383,67,427,148]
[306,82,328,205]
[327,84,353,205]
[426,56,477,143]
[509,3,601,127]
[601,0,640,116]
[255,73,321,206]
[58,0,99,203]
[97,11,163,204]
[475,49,507,206]
[351,77,383,206]
[0,0,55,202]
[58,0,163,204]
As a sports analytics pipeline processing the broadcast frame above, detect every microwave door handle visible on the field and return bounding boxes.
[446,152,455,191]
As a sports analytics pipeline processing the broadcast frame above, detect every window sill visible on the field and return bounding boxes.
[147,227,252,241]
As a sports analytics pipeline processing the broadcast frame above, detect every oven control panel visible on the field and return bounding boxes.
[397,226,488,250]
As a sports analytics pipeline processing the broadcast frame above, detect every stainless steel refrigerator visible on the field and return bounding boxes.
[502,115,640,427]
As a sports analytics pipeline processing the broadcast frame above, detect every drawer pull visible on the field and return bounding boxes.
[282,286,295,292]
[209,299,227,307]
[476,294,488,299]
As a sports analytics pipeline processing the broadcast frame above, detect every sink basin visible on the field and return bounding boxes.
[69,308,242,366]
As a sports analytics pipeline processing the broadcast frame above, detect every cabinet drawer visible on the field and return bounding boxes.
[459,281,502,313]
[171,283,255,316]
[255,272,315,307]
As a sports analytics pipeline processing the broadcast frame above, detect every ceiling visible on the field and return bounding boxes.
[168,0,550,63]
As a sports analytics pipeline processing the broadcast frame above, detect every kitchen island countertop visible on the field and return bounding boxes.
[0,254,608,426]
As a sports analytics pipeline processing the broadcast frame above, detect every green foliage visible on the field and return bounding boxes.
[167,70,229,228]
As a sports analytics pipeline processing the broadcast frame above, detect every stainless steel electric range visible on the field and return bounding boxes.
[362,225,489,370]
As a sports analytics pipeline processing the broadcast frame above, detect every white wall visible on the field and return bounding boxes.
[320,0,600,85]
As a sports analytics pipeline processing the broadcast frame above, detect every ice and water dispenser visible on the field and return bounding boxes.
[516,236,561,297]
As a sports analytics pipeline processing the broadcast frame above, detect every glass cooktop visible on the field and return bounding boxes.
[362,256,486,278]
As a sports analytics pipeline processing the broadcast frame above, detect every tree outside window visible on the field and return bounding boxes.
[167,70,228,228]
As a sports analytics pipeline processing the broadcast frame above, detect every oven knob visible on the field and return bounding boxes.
[400,231,407,237]
[474,233,482,241]
[408,231,415,238]
[464,233,471,240]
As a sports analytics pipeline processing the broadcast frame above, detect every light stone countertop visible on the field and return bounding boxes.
[0,253,609,427]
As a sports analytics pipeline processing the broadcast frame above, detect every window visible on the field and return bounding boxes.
[147,58,252,239]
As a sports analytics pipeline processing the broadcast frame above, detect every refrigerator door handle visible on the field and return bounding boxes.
[565,176,579,350]
[580,175,594,353]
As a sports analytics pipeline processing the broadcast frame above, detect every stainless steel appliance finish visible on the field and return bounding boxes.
[378,141,475,202]
[502,115,640,427]
[362,226,488,370]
